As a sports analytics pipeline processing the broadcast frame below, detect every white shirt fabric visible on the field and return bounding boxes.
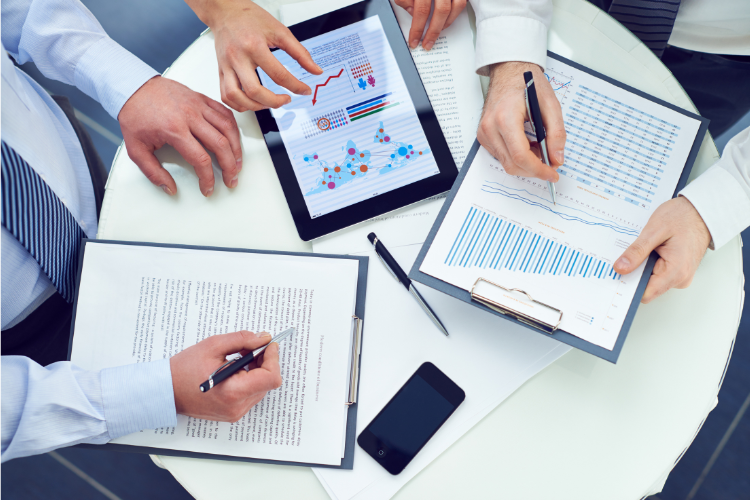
[469,0,750,250]
[1,0,159,328]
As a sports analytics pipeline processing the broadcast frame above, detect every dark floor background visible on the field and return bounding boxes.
[2,1,749,499]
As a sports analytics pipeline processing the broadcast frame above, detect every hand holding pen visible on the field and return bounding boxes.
[476,62,566,183]
[169,330,284,422]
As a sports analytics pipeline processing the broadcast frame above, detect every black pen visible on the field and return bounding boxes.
[524,71,557,205]
[367,232,449,337]
[199,327,295,392]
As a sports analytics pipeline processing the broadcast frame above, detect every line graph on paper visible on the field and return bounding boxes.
[545,68,574,102]
[445,206,621,280]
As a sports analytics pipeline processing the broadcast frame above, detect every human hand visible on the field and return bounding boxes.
[118,76,242,197]
[186,0,323,112]
[478,62,566,181]
[394,0,467,51]
[170,330,282,422]
[614,197,712,304]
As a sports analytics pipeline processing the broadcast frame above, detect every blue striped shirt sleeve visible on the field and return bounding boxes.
[1,356,176,462]
[1,0,159,119]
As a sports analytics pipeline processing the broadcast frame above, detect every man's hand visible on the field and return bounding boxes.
[119,76,242,197]
[170,330,282,422]
[614,197,712,304]
[478,62,566,181]
[394,0,466,51]
[186,0,323,112]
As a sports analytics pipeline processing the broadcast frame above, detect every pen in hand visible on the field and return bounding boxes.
[199,327,295,392]
[524,71,557,205]
[367,232,449,337]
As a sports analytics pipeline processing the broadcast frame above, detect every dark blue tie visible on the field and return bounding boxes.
[1,141,86,303]
[609,0,682,58]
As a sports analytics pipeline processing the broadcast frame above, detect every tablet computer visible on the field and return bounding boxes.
[255,0,457,241]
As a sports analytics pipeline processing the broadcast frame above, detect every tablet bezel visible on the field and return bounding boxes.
[255,0,457,241]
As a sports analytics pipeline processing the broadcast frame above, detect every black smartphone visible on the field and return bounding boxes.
[357,362,465,475]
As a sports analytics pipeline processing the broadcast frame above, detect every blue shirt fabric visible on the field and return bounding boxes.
[1,357,177,462]
[1,0,159,328]
[1,0,177,461]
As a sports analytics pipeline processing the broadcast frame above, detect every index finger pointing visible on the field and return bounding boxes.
[274,30,323,76]
[256,49,311,96]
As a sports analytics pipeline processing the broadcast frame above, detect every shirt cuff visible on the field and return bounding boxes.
[100,359,177,440]
[475,16,549,76]
[679,165,750,251]
[74,37,159,120]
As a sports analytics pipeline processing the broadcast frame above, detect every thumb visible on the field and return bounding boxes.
[614,226,664,275]
[208,330,272,357]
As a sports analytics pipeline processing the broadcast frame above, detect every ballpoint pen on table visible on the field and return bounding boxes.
[199,327,296,392]
[367,232,449,337]
[524,71,557,205]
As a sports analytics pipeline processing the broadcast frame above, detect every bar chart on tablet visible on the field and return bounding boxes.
[258,17,440,218]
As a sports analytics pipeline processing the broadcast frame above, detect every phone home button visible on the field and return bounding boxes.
[378,449,386,457]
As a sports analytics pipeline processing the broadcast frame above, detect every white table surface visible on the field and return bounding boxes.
[98,0,745,498]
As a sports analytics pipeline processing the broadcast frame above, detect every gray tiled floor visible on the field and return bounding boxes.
[3,1,749,498]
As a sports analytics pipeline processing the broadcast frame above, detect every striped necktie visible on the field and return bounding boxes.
[609,0,682,58]
[1,141,86,303]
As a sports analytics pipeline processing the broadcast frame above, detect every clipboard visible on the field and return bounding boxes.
[409,52,710,363]
[67,239,368,469]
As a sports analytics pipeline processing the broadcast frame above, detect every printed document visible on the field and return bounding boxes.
[70,243,360,466]
[419,56,704,350]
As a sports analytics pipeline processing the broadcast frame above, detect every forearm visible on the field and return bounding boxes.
[468,0,553,75]
[1,357,176,462]
[2,0,158,119]
[680,126,750,250]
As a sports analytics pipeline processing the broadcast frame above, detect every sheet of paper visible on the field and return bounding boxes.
[419,56,704,351]
[70,243,360,466]
[311,243,570,500]
[280,0,484,168]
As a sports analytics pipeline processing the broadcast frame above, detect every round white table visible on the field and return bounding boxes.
[98,0,744,498]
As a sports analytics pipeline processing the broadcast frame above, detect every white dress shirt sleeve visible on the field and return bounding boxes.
[468,0,553,75]
[1,357,177,462]
[1,0,159,119]
[680,127,750,250]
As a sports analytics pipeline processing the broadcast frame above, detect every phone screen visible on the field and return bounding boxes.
[357,362,464,474]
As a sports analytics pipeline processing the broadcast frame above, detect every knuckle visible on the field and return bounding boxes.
[415,5,431,16]
[510,150,528,166]
[196,152,212,170]
[227,88,245,102]
[215,134,230,151]
[629,241,649,258]
[436,3,451,15]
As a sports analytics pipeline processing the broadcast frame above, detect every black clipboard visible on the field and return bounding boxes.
[68,239,368,469]
[255,0,457,241]
[409,51,710,364]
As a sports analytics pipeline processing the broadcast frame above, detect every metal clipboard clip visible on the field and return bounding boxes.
[470,277,563,333]
[346,315,363,406]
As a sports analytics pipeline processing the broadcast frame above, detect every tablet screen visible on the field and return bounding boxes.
[258,16,439,219]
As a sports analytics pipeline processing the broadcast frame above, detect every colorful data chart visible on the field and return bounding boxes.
[302,109,349,139]
[561,85,679,208]
[346,93,399,122]
[349,56,373,80]
[445,207,621,280]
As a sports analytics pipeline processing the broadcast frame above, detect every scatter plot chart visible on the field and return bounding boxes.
[446,206,621,280]
[301,121,431,194]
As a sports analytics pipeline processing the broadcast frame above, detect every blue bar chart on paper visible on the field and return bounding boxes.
[446,207,621,280]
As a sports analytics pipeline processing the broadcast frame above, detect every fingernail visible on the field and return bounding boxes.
[423,41,433,51]
[406,7,413,14]
[615,256,629,270]
[303,88,311,96]
[236,158,242,170]
[160,184,172,195]
[555,150,564,164]
[409,39,418,49]
[230,175,238,188]
[261,332,272,339]
[315,64,323,73]
[205,186,214,197]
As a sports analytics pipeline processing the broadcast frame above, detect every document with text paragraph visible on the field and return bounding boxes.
[70,242,361,466]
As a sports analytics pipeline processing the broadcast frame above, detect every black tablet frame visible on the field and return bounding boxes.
[255,0,457,241]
